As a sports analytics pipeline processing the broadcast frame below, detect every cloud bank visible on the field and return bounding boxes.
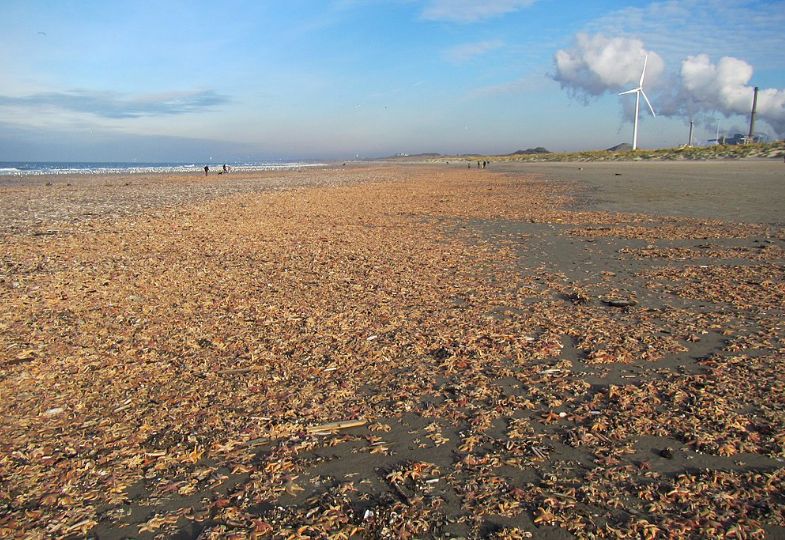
[679,54,785,134]
[422,0,536,23]
[553,33,664,97]
[0,89,228,119]
[553,32,785,136]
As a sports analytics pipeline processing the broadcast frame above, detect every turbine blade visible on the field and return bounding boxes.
[619,88,639,96]
[641,90,656,117]
[640,54,648,86]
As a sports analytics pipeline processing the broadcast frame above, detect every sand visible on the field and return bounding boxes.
[0,167,368,236]
[1,163,784,538]
[490,159,785,224]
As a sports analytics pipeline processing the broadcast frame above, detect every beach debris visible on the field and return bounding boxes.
[1,165,783,538]
[564,290,590,304]
[307,419,367,435]
[601,297,638,308]
[217,366,257,375]
[242,437,271,448]
[430,346,452,360]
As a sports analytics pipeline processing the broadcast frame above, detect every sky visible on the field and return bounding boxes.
[1,0,784,162]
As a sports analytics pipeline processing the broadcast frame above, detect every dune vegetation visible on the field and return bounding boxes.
[419,140,785,163]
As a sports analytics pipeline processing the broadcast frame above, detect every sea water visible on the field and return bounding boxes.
[0,161,323,176]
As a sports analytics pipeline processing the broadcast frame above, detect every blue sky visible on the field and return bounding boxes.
[1,0,784,161]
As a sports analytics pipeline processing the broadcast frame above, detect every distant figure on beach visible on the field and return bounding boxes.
[223,164,228,173]
[467,163,471,169]
[477,161,481,168]
[482,161,487,169]
[204,165,209,176]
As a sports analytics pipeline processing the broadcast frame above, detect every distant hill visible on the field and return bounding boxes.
[606,143,633,151]
[508,147,551,155]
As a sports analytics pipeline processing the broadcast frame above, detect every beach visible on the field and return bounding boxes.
[1,162,784,538]
[489,160,785,224]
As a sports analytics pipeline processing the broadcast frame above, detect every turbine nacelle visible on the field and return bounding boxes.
[618,87,656,117]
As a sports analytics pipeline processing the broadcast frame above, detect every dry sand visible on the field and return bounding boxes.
[1,163,784,538]
[0,167,368,236]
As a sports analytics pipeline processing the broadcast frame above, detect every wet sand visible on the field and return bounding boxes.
[491,159,785,224]
[1,164,784,538]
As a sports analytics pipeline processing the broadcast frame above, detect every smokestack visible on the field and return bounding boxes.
[748,86,759,141]
[688,120,694,147]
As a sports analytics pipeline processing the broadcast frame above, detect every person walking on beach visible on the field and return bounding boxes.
[204,165,209,176]
[223,164,228,173]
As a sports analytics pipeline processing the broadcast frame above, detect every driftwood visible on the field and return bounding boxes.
[392,482,412,505]
[243,437,271,448]
[217,366,257,375]
[602,298,638,308]
[306,419,367,434]
[238,420,366,449]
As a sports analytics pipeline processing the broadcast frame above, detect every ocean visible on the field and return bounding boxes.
[0,161,323,176]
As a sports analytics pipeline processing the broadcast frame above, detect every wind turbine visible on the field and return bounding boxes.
[619,55,656,150]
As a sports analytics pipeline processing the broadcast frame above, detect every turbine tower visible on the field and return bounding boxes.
[619,55,656,150]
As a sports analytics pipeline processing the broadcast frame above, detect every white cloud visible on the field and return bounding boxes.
[558,1,785,135]
[552,28,785,136]
[443,40,503,63]
[421,0,536,22]
[680,54,785,135]
[553,33,665,97]
[681,55,752,112]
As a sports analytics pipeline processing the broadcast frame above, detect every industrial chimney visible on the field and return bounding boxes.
[748,86,759,142]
